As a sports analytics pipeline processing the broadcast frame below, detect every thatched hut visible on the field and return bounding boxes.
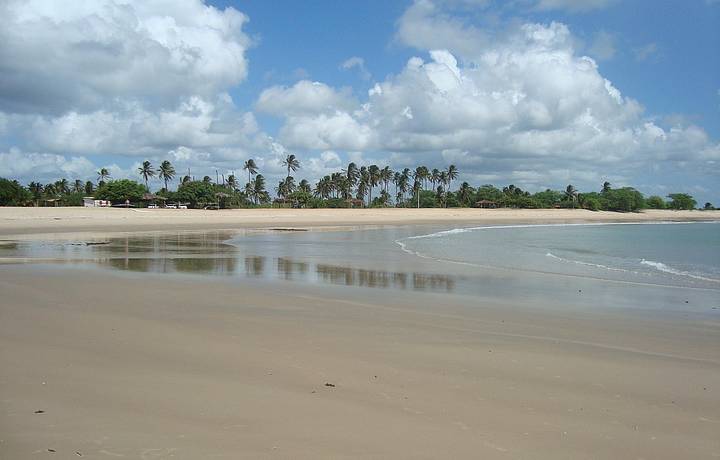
[475,199,497,209]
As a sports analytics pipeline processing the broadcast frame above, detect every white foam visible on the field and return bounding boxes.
[402,220,716,241]
[640,259,720,283]
[545,252,632,273]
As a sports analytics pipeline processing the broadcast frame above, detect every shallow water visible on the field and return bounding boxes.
[1,223,719,313]
[397,222,720,289]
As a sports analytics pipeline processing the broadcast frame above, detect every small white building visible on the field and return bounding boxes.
[83,197,111,207]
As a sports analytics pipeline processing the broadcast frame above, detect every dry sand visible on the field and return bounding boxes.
[1,266,719,459]
[1,206,718,239]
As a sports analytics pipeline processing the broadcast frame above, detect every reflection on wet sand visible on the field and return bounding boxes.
[94,255,456,292]
[245,256,265,277]
[315,263,454,291]
[277,257,309,279]
[1,233,457,293]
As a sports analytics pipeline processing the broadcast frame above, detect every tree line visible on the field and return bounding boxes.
[0,156,713,211]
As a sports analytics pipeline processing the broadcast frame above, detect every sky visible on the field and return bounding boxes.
[0,0,718,203]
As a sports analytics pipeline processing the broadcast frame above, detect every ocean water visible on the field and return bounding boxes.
[2,222,719,305]
[396,222,720,289]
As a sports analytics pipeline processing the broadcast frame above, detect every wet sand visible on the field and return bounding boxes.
[1,207,718,240]
[1,265,719,459]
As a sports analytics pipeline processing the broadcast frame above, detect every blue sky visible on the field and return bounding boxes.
[0,0,718,203]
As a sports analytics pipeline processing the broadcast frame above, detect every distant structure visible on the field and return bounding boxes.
[83,197,111,207]
[475,199,497,208]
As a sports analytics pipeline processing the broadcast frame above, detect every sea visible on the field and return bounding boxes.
[395,221,720,290]
[2,221,719,312]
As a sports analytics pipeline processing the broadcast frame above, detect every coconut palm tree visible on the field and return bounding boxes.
[565,184,578,209]
[227,174,238,191]
[138,160,155,191]
[602,181,611,193]
[97,168,111,185]
[314,176,328,199]
[446,164,458,192]
[276,177,296,199]
[457,181,473,206]
[243,159,258,183]
[249,174,267,204]
[344,162,359,190]
[28,182,43,205]
[158,160,176,191]
[298,179,312,194]
[416,166,430,189]
[412,176,422,208]
[73,179,84,193]
[431,168,440,190]
[380,166,393,194]
[356,175,368,204]
[282,154,300,179]
[439,171,449,207]
[55,178,69,194]
[367,165,380,205]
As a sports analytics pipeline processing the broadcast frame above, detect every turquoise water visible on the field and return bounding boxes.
[396,222,720,289]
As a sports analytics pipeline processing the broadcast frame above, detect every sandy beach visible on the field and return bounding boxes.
[0,207,718,240]
[1,266,719,459]
[1,209,719,459]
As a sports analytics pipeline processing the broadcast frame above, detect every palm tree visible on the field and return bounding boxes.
[356,175,368,204]
[298,179,312,194]
[367,164,380,206]
[55,179,69,194]
[457,182,473,206]
[251,174,268,204]
[158,160,176,191]
[28,182,43,205]
[416,166,430,190]
[97,168,111,185]
[243,159,258,183]
[446,164,458,192]
[380,166,393,194]
[412,176,422,208]
[565,184,578,209]
[282,154,300,179]
[439,171,449,207]
[227,174,238,191]
[138,160,155,191]
[344,162,359,190]
[602,181,611,193]
[73,179,84,193]
[399,168,411,206]
[276,177,296,199]
[431,168,440,190]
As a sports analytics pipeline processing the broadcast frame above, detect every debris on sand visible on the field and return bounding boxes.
[324,382,336,388]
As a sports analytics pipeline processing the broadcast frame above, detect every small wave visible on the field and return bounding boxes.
[402,220,712,241]
[545,252,632,273]
[640,259,720,283]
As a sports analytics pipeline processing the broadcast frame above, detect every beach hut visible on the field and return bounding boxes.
[142,193,167,208]
[475,199,497,209]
